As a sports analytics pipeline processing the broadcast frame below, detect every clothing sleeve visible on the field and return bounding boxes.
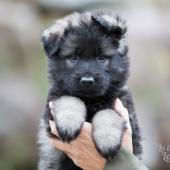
[104,148,149,170]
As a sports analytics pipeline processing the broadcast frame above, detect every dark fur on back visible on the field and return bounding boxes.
[38,11,142,170]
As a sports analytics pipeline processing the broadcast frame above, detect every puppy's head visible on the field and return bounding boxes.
[42,11,129,97]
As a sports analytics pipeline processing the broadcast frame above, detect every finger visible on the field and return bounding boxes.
[114,98,133,152]
[121,128,133,153]
[66,153,74,159]
[79,122,92,137]
[49,137,71,153]
[114,98,128,117]
[114,98,132,133]
[82,122,92,132]
[78,122,92,140]
[49,120,59,137]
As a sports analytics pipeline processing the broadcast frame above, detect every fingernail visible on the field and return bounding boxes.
[115,98,124,111]
[49,120,58,136]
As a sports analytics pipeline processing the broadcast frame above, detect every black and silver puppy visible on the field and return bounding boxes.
[38,11,142,170]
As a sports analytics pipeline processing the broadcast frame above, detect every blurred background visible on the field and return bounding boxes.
[0,0,170,169]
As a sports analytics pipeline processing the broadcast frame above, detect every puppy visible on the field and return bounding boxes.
[38,11,142,170]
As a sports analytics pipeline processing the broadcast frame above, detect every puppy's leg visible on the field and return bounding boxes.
[92,109,125,160]
[49,96,86,142]
[38,123,63,170]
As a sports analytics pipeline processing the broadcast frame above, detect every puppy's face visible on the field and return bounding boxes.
[42,12,129,97]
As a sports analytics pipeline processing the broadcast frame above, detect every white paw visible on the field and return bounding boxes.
[92,109,125,159]
[49,96,86,142]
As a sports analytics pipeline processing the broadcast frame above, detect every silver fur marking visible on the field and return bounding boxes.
[49,96,86,138]
[92,109,125,152]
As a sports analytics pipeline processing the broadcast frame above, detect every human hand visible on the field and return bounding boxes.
[49,121,106,170]
[49,98,133,170]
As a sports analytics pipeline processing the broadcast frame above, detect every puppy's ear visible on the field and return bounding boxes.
[41,33,60,57]
[91,13,127,39]
[41,19,68,57]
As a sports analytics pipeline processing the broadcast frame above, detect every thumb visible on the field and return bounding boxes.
[114,98,133,152]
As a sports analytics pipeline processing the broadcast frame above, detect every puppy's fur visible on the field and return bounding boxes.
[38,11,142,170]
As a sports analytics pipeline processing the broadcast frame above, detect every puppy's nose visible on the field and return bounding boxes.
[80,77,94,85]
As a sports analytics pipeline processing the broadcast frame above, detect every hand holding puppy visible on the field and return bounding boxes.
[49,98,132,170]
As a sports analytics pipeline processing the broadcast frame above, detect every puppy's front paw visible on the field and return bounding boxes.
[92,109,125,160]
[49,96,86,142]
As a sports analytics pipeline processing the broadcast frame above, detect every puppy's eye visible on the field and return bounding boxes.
[68,55,79,62]
[96,56,109,62]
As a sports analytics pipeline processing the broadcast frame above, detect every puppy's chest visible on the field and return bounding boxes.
[84,99,113,122]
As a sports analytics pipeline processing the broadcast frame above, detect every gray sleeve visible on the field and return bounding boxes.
[104,148,149,170]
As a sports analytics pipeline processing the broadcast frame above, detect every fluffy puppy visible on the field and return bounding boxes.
[38,11,142,170]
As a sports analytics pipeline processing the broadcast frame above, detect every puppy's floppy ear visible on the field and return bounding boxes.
[41,19,69,57]
[41,33,60,57]
[91,13,127,39]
